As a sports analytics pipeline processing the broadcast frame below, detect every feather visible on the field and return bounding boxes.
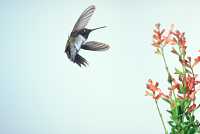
[74,54,88,67]
[81,41,110,51]
[71,5,95,33]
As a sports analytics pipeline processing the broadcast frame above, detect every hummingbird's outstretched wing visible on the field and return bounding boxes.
[74,54,88,67]
[81,41,110,51]
[71,5,96,33]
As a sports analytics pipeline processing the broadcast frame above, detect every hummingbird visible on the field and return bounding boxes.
[65,5,110,67]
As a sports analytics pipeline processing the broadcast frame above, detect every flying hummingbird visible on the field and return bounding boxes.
[65,5,110,67]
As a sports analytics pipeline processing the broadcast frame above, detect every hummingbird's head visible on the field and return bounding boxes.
[78,28,92,39]
[79,26,106,39]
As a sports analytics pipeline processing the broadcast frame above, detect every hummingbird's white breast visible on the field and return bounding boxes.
[74,35,86,51]
[68,34,86,61]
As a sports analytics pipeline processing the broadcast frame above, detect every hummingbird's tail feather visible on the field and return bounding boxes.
[74,54,88,67]
[81,41,110,51]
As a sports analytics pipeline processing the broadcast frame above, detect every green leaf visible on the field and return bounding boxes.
[179,84,187,94]
[168,121,176,127]
[183,99,191,110]
[186,113,190,120]
[168,74,173,83]
[162,98,171,104]
[177,105,184,115]
[185,68,192,74]
[167,110,172,114]
[191,115,195,122]
[175,68,183,75]
[195,120,200,127]
[155,48,161,55]
[188,127,196,134]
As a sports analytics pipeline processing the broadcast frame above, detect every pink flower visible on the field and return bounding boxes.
[192,56,200,68]
[152,23,177,48]
[171,79,180,90]
[186,75,195,91]
[188,103,196,112]
[145,79,167,100]
[172,31,187,49]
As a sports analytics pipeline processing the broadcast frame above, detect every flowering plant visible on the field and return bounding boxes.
[145,23,200,134]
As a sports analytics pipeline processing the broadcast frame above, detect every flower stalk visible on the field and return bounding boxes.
[145,23,200,133]
[160,47,176,100]
[155,100,168,134]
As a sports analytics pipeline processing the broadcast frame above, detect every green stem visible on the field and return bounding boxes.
[161,47,170,77]
[179,46,187,96]
[155,100,168,134]
[161,47,176,100]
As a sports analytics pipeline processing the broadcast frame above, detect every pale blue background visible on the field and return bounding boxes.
[1,0,200,133]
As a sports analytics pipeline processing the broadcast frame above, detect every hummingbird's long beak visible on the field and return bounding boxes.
[91,26,107,31]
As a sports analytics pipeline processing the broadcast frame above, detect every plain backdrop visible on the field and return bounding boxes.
[0,0,200,133]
